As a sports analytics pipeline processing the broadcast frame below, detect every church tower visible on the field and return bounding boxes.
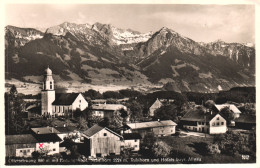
[41,67,55,116]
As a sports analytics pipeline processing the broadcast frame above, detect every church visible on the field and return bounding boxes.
[41,67,88,117]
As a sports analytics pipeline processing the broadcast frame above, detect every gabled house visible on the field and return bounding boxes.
[121,133,142,152]
[149,98,163,117]
[31,127,62,155]
[91,104,127,119]
[180,111,227,134]
[213,104,241,119]
[125,120,177,138]
[82,124,122,157]
[52,93,88,116]
[33,134,62,155]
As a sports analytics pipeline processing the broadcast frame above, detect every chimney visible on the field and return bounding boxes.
[158,119,160,122]
[37,131,40,134]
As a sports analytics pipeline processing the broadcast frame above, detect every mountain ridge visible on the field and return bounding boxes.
[5,22,255,92]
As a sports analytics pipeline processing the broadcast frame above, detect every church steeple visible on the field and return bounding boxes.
[43,66,54,91]
[41,66,55,116]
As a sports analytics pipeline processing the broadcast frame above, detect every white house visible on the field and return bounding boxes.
[41,67,88,117]
[31,127,62,155]
[181,110,227,134]
[82,125,122,157]
[34,134,61,155]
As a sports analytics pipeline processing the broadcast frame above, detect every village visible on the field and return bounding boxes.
[5,67,256,164]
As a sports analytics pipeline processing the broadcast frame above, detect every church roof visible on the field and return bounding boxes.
[52,93,80,105]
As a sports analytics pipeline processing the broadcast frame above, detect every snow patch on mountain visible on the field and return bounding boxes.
[111,26,152,45]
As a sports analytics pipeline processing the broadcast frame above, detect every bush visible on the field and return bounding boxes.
[207,144,221,154]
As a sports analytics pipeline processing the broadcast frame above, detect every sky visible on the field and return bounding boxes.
[5,4,255,43]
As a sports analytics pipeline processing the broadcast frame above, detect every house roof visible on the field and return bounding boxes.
[32,134,62,142]
[127,120,177,130]
[181,110,217,122]
[82,124,122,139]
[214,104,241,114]
[82,124,104,138]
[92,104,127,111]
[235,114,256,124]
[31,127,60,134]
[5,134,38,145]
[123,133,142,140]
[150,99,162,109]
[55,126,78,133]
[52,93,80,105]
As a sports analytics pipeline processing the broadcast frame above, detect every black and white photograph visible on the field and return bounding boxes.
[2,0,258,166]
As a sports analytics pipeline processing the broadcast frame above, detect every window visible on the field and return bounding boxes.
[53,148,56,151]
[212,123,215,126]
[198,122,201,125]
[217,117,219,120]
[171,130,173,132]
[50,82,52,90]
[202,122,204,125]
[79,100,81,103]
[221,122,224,125]
[27,149,30,152]
[20,150,22,153]
[217,122,219,126]
[134,145,138,148]
[104,133,107,136]
[135,139,137,142]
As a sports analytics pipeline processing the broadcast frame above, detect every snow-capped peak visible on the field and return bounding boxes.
[111,26,153,45]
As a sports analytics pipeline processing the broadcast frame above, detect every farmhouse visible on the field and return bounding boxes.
[41,67,88,117]
[181,111,227,134]
[213,104,241,119]
[82,124,122,157]
[91,104,127,119]
[125,120,177,138]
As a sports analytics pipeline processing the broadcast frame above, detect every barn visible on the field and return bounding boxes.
[82,124,122,157]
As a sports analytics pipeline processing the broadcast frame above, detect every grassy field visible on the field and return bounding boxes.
[159,135,255,164]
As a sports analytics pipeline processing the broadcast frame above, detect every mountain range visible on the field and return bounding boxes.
[5,22,255,92]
